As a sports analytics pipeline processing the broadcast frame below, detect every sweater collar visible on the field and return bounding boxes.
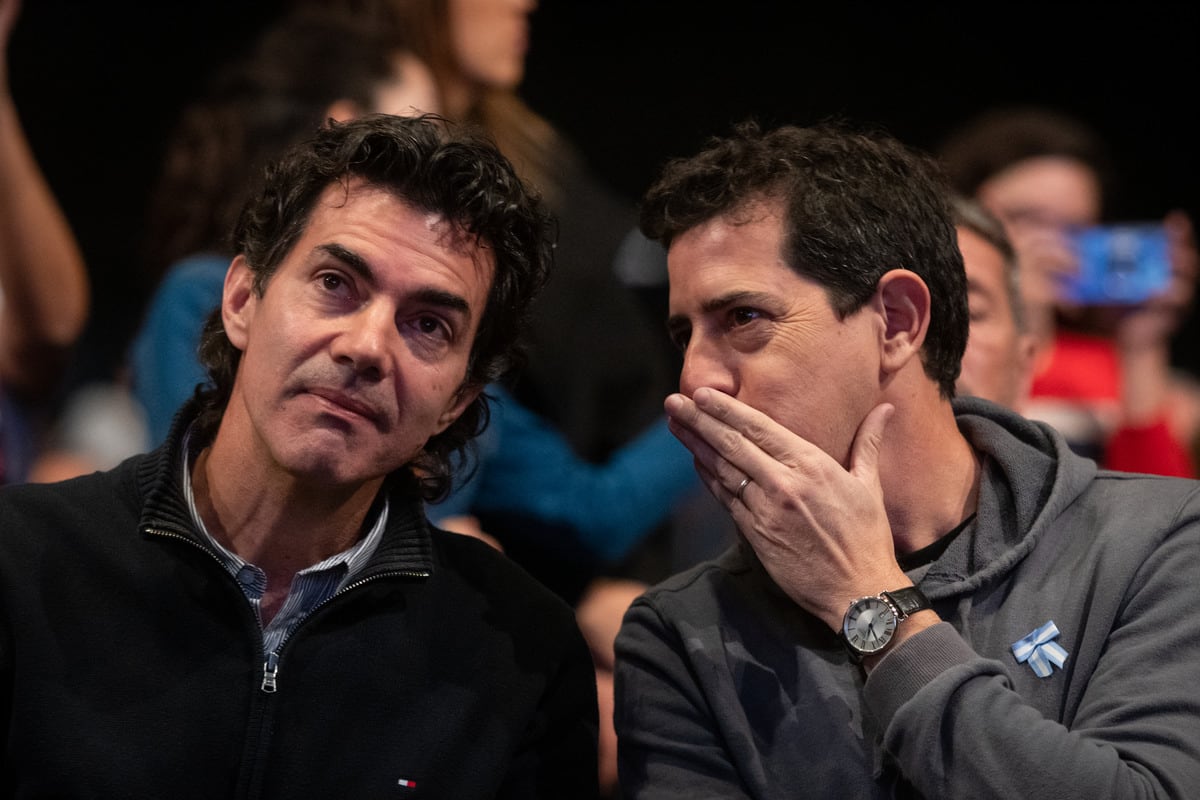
[918,396,1098,596]
[137,398,436,577]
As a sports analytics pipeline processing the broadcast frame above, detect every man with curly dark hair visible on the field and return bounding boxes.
[0,113,599,798]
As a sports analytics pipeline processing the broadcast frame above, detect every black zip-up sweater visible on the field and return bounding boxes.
[0,407,599,799]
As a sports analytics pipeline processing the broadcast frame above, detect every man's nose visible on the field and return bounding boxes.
[678,336,735,398]
[331,304,394,380]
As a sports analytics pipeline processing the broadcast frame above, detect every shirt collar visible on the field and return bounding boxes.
[178,426,388,585]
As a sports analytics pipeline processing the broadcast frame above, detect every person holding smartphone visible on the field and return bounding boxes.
[936,105,1199,477]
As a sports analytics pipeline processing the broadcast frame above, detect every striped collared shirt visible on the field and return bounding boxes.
[180,435,388,662]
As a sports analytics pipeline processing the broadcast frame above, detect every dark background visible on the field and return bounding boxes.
[8,1,1200,399]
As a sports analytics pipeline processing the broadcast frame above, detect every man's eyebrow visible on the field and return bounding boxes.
[412,287,471,316]
[317,242,374,284]
[316,242,471,316]
[699,289,773,313]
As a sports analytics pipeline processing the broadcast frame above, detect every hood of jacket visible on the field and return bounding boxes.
[919,396,1098,599]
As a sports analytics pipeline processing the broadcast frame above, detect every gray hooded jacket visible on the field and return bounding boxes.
[614,397,1200,799]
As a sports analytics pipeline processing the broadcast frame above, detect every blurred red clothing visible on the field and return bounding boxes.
[1030,330,1194,478]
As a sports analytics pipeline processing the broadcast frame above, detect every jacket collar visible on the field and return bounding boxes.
[919,396,1098,596]
[136,398,436,577]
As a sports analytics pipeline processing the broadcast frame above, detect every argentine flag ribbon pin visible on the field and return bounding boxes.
[1011,620,1068,678]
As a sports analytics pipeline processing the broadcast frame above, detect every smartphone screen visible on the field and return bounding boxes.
[1060,223,1170,305]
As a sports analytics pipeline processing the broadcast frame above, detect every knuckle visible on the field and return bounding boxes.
[715,426,743,455]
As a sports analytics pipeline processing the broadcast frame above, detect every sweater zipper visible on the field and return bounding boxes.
[261,653,279,692]
[146,526,277,691]
[255,568,431,694]
[147,522,432,694]
[144,526,226,563]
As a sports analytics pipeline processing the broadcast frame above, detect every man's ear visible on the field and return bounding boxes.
[435,382,485,434]
[222,255,256,351]
[873,269,931,373]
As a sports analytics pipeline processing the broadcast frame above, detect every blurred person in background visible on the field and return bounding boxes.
[0,0,90,485]
[938,105,1199,477]
[952,193,1037,409]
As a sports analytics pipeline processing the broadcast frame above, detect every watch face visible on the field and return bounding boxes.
[843,596,898,655]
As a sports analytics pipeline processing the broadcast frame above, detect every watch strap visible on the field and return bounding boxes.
[880,586,930,620]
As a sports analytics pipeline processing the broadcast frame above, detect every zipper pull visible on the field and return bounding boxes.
[261,652,279,693]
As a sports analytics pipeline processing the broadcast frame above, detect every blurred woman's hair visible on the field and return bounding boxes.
[140,4,405,282]
[300,0,566,207]
[936,105,1116,216]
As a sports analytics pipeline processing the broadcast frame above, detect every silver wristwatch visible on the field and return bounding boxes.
[840,586,930,661]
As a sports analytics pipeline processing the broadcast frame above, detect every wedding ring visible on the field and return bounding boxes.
[734,476,751,502]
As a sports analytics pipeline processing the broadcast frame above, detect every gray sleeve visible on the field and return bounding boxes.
[865,522,1200,798]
